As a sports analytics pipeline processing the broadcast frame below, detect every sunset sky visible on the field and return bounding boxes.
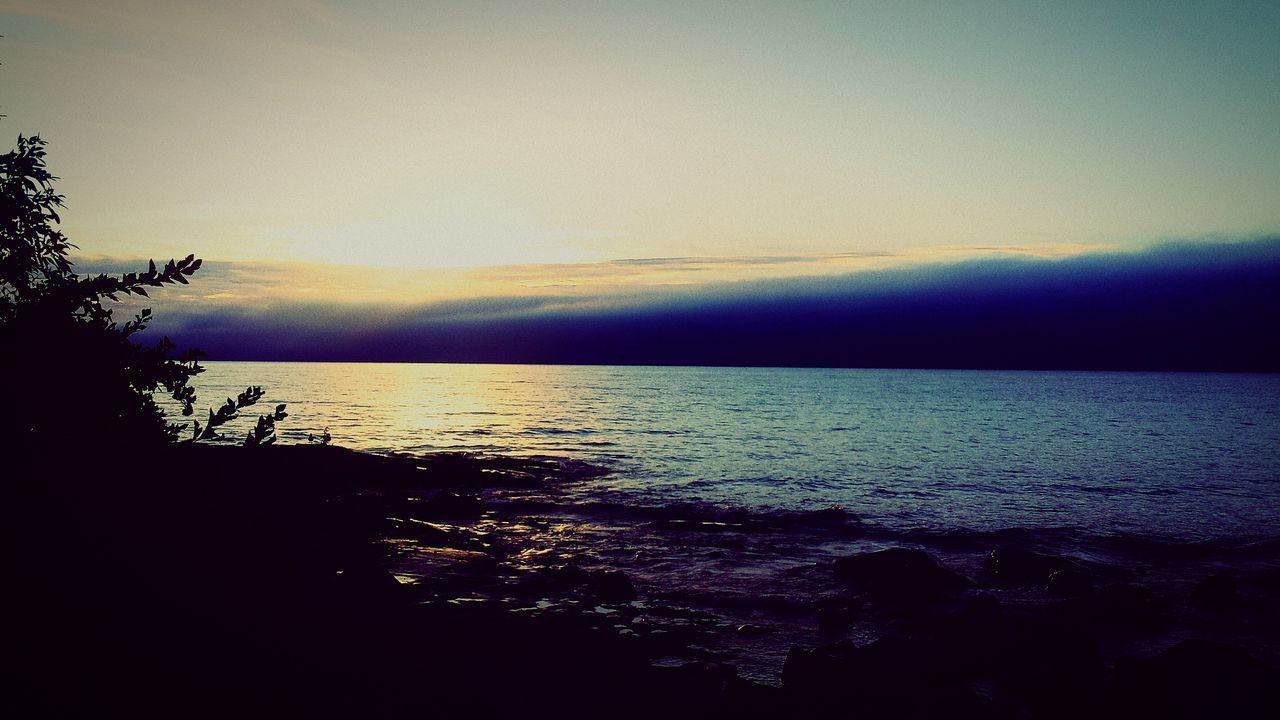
[2,1,1278,320]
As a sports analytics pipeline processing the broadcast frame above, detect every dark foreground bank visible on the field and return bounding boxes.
[9,444,1280,719]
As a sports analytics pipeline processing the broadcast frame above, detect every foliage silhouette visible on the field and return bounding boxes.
[0,134,285,448]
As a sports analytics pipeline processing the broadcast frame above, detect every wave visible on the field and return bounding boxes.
[492,496,859,534]
[488,490,1280,568]
[521,426,597,436]
[384,447,1280,566]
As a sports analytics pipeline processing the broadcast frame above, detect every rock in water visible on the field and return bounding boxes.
[815,600,859,633]
[982,548,1085,585]
[1046,568,1092,598]
[594,570,638,603]
[781,641,857,694]
[525,564,638,603]
[832,548,974,600]
[1191,574,1238,610]
[417,490,482,519]
[1098,583,1167,631]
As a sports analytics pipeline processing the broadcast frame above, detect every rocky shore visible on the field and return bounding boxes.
[10,444,1279,718]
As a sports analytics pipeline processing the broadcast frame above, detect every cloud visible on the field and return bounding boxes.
[119,236,1280,372]
[75,241,1110,310]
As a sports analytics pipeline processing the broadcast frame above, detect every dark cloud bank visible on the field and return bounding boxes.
[149,238,1280,371]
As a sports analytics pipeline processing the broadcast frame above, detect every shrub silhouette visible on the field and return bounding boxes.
[0,135,285,448]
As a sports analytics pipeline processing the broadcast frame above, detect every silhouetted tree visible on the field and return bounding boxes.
[0,135,285,449]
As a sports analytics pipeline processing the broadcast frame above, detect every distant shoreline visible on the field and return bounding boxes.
[196,357,1280,375]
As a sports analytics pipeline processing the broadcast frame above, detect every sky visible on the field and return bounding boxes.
[2,1,1279,366]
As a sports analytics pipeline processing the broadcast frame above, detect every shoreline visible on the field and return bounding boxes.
[12,443,1280,718]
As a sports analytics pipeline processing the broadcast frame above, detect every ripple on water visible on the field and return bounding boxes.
[184,363,1280,539]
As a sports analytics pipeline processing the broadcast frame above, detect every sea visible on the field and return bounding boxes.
[181,362,1280,680]
[191,362,1279,540]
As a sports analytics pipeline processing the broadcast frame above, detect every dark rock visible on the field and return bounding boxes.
[593,570,638,603]
[993,619,1104,714]
[1251,567,1280,589]
[1045,568,1092,598]
[415,490,481,519]
[331,565,405,606]
[962,592,1003,622]
[816,602,858,633]
[531,563,592,595]
[778,632,977,717]
[527,565,637,603]
[1111,640,1280,718]
[858,634,956,687]
[784,635,967,716]
[832,548,974,601]
[916,593,1007,672]
[645,661,784,718]
[782,641,856,694]
[1191,574,1238,609]
[673,659,737,687]
[1099,581,1153,606]
[1098,583,1166,630]
[982,548,1085,585]
[907,682,1013,720]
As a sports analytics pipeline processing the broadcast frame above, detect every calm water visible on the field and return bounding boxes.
[189,362,1280,540]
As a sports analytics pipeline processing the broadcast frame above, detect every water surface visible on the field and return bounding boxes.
[188,362,1280,540]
